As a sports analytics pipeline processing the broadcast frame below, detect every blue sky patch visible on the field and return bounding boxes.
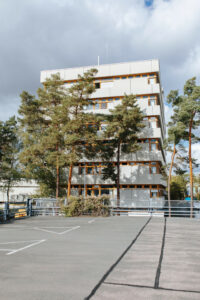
[145,0,153,7]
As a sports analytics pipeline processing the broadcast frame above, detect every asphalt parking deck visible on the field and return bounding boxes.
[0,216,200,300]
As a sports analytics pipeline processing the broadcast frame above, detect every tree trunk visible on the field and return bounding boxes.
[56,146,59,199]
[7,183,10,203]
[168,144,176,217]
[189,116,194,218]
[56,164,59,199]
[116,142,120,208]
[67,164,73,198]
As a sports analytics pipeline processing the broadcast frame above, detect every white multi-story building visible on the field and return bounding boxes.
[41,59,166,208]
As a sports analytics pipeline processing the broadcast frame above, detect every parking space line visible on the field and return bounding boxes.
[1,226,28,228]
[0,249,13,252]
[0,240,41,245]
[104,281,200,295]
[33,226,80,235]
[6,239,46,256]
[38,227,73,229]
[59,226,80,235]
[88,219,95,224]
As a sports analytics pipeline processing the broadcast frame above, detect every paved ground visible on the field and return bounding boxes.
[0,216,200,300]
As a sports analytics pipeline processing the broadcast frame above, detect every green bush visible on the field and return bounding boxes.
[63,195,110,217]
[63,196,84,217]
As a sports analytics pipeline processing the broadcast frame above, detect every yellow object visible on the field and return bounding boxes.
[15,209,27,219]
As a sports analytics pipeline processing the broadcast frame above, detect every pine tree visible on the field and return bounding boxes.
[177,78,200,217]
[166,90,186,216]
[0,117,21,202]
[170,174,187,200]
[102,94,144,207]
[18,75,69,198]
[37,74,69,198]
[18,70,99,198]
[61,68,98,197]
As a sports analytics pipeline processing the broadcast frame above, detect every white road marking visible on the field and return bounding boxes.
[33,226,80,235]
[59,226,80,235]
[88,219,95,224]
[38,227,73,229]
[0,240,42,245]
[0,226,27,229]
[6,239,46,256]
[0,249,13,251]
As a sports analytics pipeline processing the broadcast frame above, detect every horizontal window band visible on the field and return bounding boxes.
[70,184,165,189]
[63,72,158,84]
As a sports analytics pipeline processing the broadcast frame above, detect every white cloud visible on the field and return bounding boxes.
[0,0,200,125]
[192,143,200,166]
[164,104,173,125]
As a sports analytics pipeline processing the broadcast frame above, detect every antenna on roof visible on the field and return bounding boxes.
[98,56,100,66]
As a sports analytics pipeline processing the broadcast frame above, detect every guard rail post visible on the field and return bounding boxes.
[4,202,9,221]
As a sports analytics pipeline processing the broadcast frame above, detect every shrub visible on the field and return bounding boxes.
[63,195,110,217]
[63,196,84,217]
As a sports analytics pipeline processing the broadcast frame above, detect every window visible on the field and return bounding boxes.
[149,78,155,84]
[95,103,100,109]
[101,124,107,131]
[101,103,107,109]
[150,166,157,174]
[95,82,100,89]
[151,143,157,151]
[101,189,110,195]
[87,167,93,174]
[149,121,157,129]
[79,167,84,174]
[148,74,157,85]
[101,78,112,82]
[87,190,92,196]
[94,189,99,196]
[87,104,93,110]
[94,166,100,174]
[151,190,158,198]
[150,99,156,106]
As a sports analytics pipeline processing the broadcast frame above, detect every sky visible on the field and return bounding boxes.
[0,0,200,165]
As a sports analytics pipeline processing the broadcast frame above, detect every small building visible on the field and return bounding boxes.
[0,180,39,202]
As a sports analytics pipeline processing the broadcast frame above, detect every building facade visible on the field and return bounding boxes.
[41,59,166,208]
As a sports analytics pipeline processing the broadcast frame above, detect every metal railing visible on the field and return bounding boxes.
[1,198,200,220]
[110,199,200,217]
[31,207,62,216]
[0,199,32,222]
